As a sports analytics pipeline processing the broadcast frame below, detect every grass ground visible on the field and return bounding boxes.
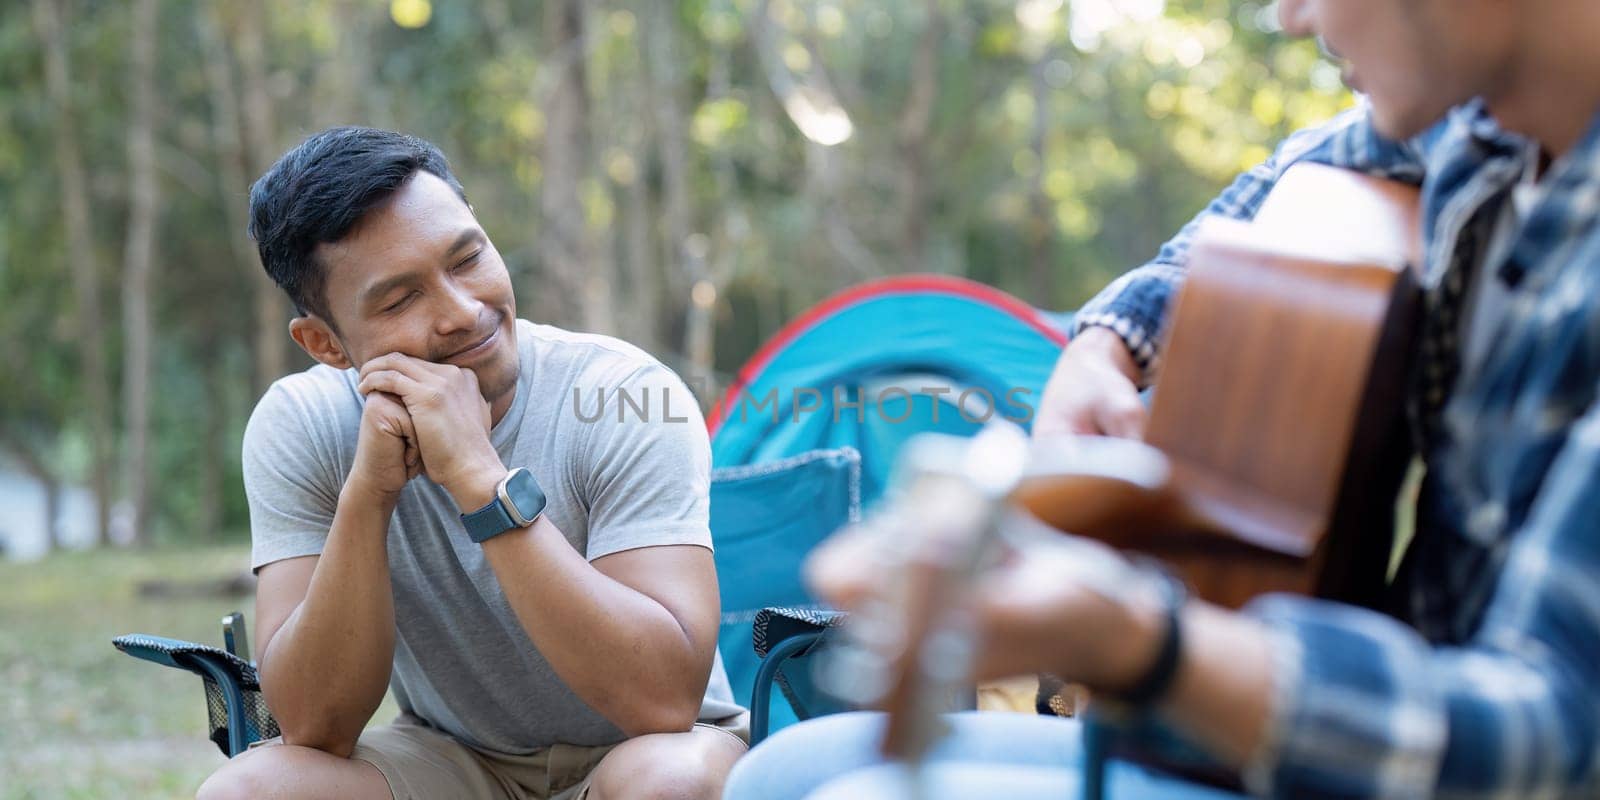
[0,543,1055,799]
[0,544,396,799]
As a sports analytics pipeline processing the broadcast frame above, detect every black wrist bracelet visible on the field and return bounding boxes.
[1105,568,1187,709]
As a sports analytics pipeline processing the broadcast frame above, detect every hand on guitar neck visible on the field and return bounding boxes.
[809,508,1167,693]
[812,430,1157,734]
[805,428,1276,774]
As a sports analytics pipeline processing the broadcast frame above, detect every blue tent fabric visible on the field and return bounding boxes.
[710,447,862,736]
[710,275,1070,506]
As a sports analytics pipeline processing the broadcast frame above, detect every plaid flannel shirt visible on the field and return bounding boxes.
[1078,100,1600,798]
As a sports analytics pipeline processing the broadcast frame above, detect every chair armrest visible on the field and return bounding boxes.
[749,607,850,745]
[113,633,261,688]
[113,634,279,756]
[751,606,846,657]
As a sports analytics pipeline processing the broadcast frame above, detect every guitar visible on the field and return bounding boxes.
[819,164,1424,777]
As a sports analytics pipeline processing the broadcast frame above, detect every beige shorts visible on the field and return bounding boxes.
[251,712,750,800]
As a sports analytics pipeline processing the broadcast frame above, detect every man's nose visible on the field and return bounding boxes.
[436,281,483,334]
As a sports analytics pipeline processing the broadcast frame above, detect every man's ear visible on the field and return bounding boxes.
[289,316,354,370]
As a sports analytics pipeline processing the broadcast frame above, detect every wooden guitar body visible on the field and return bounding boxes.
[1014,163,1423,609]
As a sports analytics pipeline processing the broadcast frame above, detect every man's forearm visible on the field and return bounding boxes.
[480,523,710,737]
[1150,602,1276,768]
[259,484,398,757]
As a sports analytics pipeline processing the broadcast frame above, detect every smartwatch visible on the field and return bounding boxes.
[460,467,547,543]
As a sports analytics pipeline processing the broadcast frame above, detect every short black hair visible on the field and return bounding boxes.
[248,126,469,323]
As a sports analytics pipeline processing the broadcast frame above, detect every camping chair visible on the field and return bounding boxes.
[709,448,860,744]
[113,614,276,757]
[112,446,864,757]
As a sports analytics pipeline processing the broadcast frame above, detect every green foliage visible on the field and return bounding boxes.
[0,0,1351,546]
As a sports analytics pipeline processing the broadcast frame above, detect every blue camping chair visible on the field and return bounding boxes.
[710,448,860,744]
[114,625,276,757]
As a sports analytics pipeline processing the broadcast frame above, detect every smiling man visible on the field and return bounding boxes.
[196,127,746,800]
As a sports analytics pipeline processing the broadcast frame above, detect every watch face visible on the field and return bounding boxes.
[502,469,547,527]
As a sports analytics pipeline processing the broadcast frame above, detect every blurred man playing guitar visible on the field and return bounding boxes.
[727,0,1600,797]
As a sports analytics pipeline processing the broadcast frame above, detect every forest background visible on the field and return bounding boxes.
[0,0,1351,553]
[0,1,1355,795]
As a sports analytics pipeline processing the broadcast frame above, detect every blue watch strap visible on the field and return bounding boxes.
[460,468,546,543]
[461,495,519,543]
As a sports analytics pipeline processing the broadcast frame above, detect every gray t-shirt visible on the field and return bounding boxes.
[242,319,741,753]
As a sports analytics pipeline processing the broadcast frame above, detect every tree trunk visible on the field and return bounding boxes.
[121,0,160,546]
[612,0,679,355]
[43,476,62,551]
[1027,52,1057,303]
[196,8,252,541]
[619,130,660,352]
[539,0,613,334]
[651,3,721,397]
[750,0,874,286]
[898,0,942,273]
[32,0,112,547]
[233,0,291,393]
[197,5,258,325]
[316,0,374,129]
[198,353,226,540]
[648,0,692,324]
[670,10,728,398]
